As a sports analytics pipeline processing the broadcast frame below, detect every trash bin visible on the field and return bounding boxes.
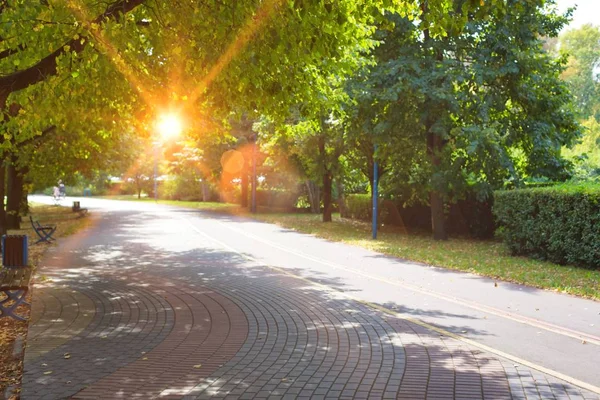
[2,235,28,267]
[72,201,81,212]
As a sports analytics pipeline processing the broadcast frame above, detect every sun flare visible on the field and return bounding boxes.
[157,114,183,140]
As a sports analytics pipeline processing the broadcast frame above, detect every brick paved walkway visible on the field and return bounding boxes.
[22,209,600,399]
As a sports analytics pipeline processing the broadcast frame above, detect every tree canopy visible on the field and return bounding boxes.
[0,0,583,238]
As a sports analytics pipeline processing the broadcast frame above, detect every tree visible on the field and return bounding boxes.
[0,0,513,230]
[558,24,600,179]
[559,24,600,120]
[343,0,580,239]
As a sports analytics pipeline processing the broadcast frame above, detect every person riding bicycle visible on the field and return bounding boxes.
[58,180,66,198]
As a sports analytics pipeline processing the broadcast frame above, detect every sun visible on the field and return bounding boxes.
[157,113,183,140]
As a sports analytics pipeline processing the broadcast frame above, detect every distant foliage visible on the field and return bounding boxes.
[494,184,600,268]
[255,190,299,211]
[345,194,373,221]
[160,178,203,201]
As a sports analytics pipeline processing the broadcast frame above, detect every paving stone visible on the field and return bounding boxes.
[20,209,600,399]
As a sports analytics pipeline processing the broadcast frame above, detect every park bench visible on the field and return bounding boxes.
[29,215,57,244]
[1,235,31,320]
[0,266,32,321]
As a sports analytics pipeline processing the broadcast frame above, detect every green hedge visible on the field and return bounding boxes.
[345,194,388,221]
[493,183,600,269]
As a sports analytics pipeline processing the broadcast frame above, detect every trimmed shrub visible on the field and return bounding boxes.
[493,183,600,269]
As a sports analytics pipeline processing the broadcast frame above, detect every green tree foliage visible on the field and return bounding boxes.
[559,24,600,120]
[558,24,600,179]
[0,0,532,230]
[344,0,580,239]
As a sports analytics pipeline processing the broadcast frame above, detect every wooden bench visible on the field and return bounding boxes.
[0,266,32,321]
[29,215,57,244]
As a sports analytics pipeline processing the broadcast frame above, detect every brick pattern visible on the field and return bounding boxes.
[165,262,599,400]
[21,208,600,400]
[22,276,175,399]
[179,276,406,400]
[74,275,248,399]
[26,285,96,361]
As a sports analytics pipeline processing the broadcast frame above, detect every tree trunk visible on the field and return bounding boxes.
[336,180,348,218]
[322,172,332,222]
[6,162,23,230]
[137,188,142,199]
[421,3,448,241]
[0,163,6,236]
[305,180,320,214]
[20,181,29,216]
[241,171,248,208]
[202,182,210,202]
[427,132,448,240]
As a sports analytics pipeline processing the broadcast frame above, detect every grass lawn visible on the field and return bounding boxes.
[97,196,600,299]
[1,204,91,396]
[97,195,240,211]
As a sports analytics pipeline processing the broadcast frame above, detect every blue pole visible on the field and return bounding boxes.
[372,146,378,240]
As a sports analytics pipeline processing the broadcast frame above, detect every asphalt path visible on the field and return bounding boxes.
[29,195,600,393]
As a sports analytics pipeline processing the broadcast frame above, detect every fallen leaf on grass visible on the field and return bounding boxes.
[193,364,202,369]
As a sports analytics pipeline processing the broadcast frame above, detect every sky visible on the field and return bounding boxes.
[555,0,600,30]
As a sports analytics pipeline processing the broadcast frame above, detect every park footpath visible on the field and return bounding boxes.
[20,198,600,399]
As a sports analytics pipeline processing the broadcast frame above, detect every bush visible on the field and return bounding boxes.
[255,189,298,210]
[345,194,389,222]
[493,183,600,269]
[160,177,204,201]
[346,194,372,221]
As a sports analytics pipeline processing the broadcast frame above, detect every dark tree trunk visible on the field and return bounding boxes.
[202,182,210,202]
[422,10,448,241]
[0,163,6,236]
[241,171,248,208]
[322,172,332,222]
[306,180,320,214]
[20,182,29,216]
[6,162,23,230]
[427,132,448,241]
